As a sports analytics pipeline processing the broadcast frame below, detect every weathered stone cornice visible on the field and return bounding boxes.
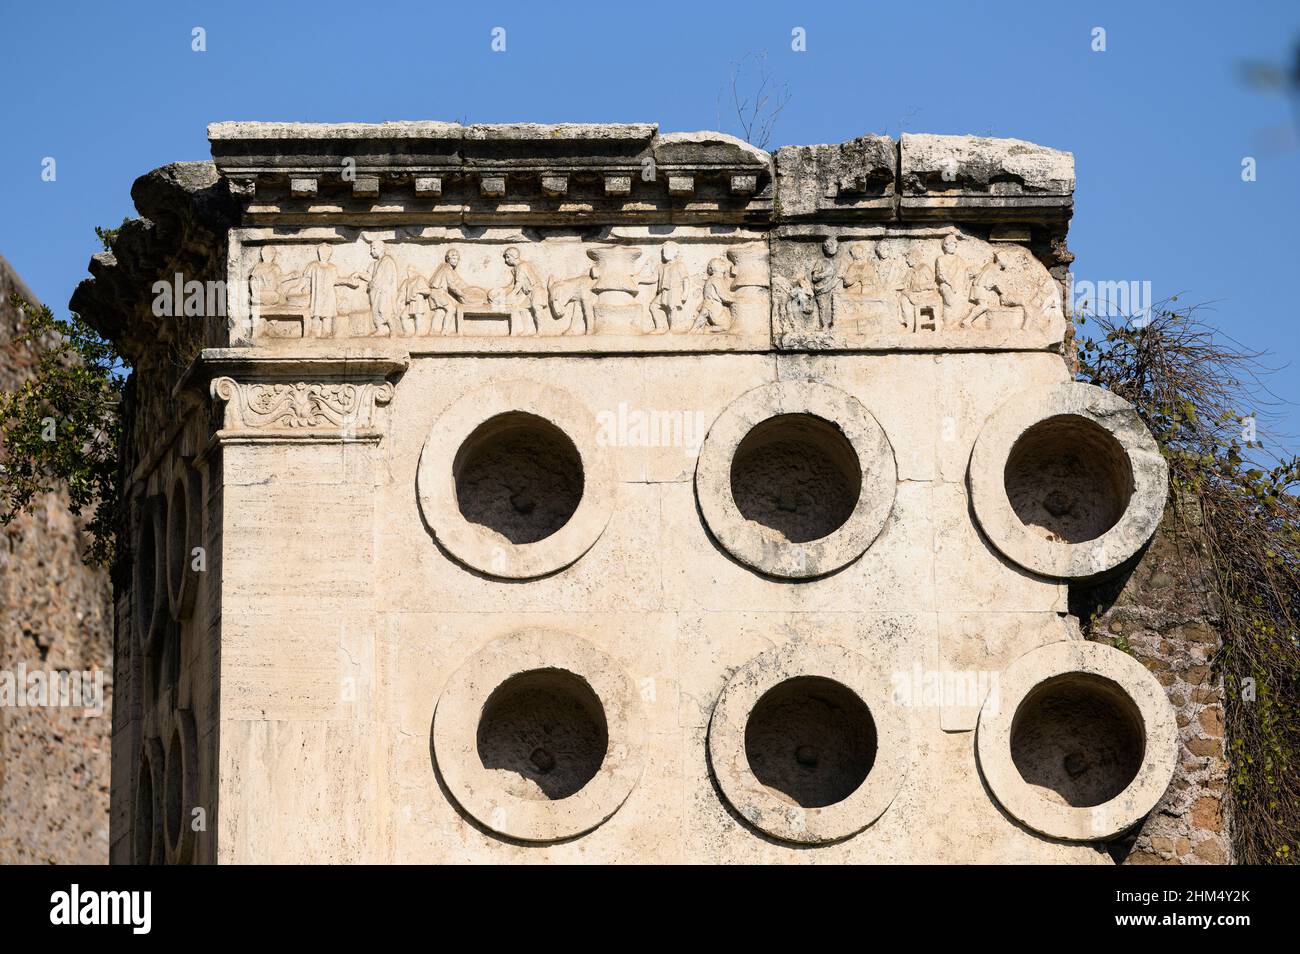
[773,132,1074,226]
[208,123,1073,228]
[898,133,1075,224]
[192,346,409,380]
[69,162,239,360]
[209,122,774,225]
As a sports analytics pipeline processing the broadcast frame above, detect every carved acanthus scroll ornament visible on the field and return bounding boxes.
[210,376,394,432]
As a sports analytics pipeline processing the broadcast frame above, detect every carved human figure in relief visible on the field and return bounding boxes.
[869,242,909,320]
[285,243,347,338]
[349,239,401,336]
[839,243,873,298]
[249,247,285,308]
[429,248,473,335]
[637,241,691,334]
[399,266,433,336]
[935,234,973,328]
[693,257,734,333]
[810,236,839,329]
[902,246,943,332]
[497,246,548,336]
[848,241,908,303]
[966,251,1007,328]
[835,240,908,332]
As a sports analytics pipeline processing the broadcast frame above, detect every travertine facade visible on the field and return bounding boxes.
[74,122,1192,863]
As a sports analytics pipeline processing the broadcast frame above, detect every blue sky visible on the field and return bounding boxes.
[2,0,1297,440]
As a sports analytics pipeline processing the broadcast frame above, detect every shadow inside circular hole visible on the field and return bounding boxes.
[134,762,154,864]
[1003,415,1134,544]
[1010,673,1146,808]
[729,414,862,544]
[744,676,877,809]
[165,729,183,848]
[146,620,181,710]
[166,480,187,600]
[476,669,608,801]
[137,509,159,633]
[453,412,584,545]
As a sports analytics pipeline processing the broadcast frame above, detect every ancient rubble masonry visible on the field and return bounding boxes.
[70,121,1207,863]
[0,258,113,865]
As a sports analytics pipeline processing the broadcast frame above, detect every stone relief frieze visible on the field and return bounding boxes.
[772,228,1066,349]
[232,226,1064,352]
[232,230,771,344]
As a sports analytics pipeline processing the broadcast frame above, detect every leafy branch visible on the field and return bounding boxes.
[0,294,128,567]
[1078,301,1300,864]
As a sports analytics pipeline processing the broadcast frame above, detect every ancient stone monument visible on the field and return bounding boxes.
[74,122,1181,863]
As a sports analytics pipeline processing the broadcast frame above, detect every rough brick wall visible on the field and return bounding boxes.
[1079,509,1232,864]
[0,254,114,864]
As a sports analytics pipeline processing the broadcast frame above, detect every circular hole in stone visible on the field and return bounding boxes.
[453,412,584,545]
[165,728,183,848]
[1003,415,1134,544]
[744,676,877,809]
[729,414,862,544]
[476,669,608,801]
[134,761,155,864]
[1010,673,1146,808]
